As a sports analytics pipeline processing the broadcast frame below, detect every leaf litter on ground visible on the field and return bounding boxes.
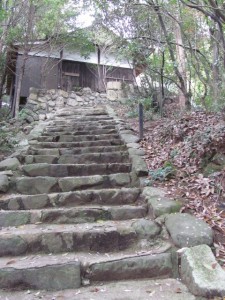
[113,103,225,268]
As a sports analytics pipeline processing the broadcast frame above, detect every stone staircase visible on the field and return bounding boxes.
[0,105,221,299]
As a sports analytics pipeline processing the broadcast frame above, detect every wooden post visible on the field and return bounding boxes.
[139,103,144,140]
[58,49,63,89]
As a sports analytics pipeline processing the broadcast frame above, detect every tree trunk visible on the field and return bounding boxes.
[13,2,35,117]
[0,67,7,108]
[159,50,165,116]
[13,53,28,117]
[175,17,188,109]
[150,0,191,109]
[210,27,220,106]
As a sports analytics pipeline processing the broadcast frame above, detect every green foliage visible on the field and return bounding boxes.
[18,108,28,119]
[147,164,176,184]
[0,128,18,153]
[91,0,225,112]
[0,107,11,122]
[170,148,179,159]
[0,107,18,153]
[140,97,152,111]
[126,110,138,118]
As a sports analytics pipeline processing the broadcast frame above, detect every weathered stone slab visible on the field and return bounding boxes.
[22,163,50,177]
[148,197,182,218]
[0,262,81,290]
[88,253,173,281]
[107,90,118,101]
[127,142,140,149]
[0,188,141,210]
[48,100,55,107]
[0,236,28,256]
[29,93,38,101]
[0,170,13,176]
[58,133,119,143]
[0,278,197,299]
[58,175,104,192]
[131,219,161,239]
[109,173,131,186]
[110,205,147,220]
[128,148,145,156]
[142,186,167,198]
[33,155,58,164]
[17,194,49,210]
[22,164,69,177]
[165,213,213,248]
[55,96,65,107]
[57,152,129,165]
[0,157,20,171]
[31,148,60,156]
[76,95,84,102]
[16,177,58,194]
[58,90,69,98]
[67,98,78,107]
[131,156,148,176]
[25,155,34,164]
[0,175,9,192]
[0,222,136,254]
[107,81,122,90]
[0,211,30,227]
[0,205,145,226]
[181,245,225,297]
[121,133,139,144]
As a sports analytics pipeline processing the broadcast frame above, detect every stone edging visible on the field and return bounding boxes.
[0,119,50,193]
[106,104,225,298]
[106,105,148,184]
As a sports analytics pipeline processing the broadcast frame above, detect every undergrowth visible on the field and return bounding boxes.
[0,107,18,158]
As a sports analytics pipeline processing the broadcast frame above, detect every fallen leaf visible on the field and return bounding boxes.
[90,288,100,293]
[212,262,217,269]
[6,259,16,265]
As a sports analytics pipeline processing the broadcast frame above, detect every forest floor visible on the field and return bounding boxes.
[113,102,225,270]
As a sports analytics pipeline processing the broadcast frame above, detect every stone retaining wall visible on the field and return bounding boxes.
[107,82,135,102]
[21,82,136,123]
[24,87,108,122]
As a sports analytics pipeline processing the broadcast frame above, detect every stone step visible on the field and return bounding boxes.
[0,205,147,227]
[0,278,197,298]
[0,219,154,255]
[44,124,116,132]
[21,163,131,177]
[53,116,113,121]
[0,254,81,290]
[32,139,123,149]
[48,120,116,126]
[55,108,107,116]
[22,152,130,164]
[0,249,177,292]
[37,133,120,143]
[43,128,118,136]
[12,173,134,194]
[0,105,175,295]
[0,188,142,210]
[29,145,127,155]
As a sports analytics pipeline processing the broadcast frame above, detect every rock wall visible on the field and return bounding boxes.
[24,87,108,122]
[107,82,135,102]
[22,83,135,123]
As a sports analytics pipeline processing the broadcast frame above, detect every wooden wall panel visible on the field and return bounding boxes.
[16,55,134,97]
[17,55,59,98]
